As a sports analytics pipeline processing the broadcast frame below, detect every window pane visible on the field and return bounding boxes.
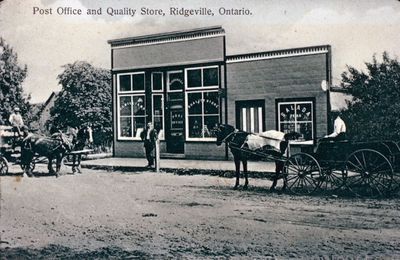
[120,96,131,116]
[297,122,313,140]
[280,104,295,121]
[120,117,132,137]
[119,75,131,91]
[187,69,202,88]
[188,93,202,114]
[152,73,163,91]
[153,95,163,116]
[134,116,146,138]
[132,74,145,91]
[154,116,163,132]
[188,116,202,138]
[203,68,219,86]
[280,122,296,133]
[171,110,183,130]
[296,103,312,121]
[153,95,164,133]
[169,72,183,91]
[204,91,219,114]
[204,115,219,137]
[132,96,145,115]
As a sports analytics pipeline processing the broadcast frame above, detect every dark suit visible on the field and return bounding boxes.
[140,128,157,166]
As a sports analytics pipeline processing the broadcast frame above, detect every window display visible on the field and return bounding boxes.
[119,95,146,139]
[278,101,313,140]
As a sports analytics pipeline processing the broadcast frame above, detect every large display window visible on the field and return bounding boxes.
[118,95,146,139]
[185,65,220,140]
[186,91,219,140]
[278,100,314,141]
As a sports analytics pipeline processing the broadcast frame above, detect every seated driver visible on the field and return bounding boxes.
[324,113,346,141]
[9,107,24,137]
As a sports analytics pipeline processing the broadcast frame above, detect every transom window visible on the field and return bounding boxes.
[152,72,163,92]
[168,71,184,92]
[186,66,219,89]
[118,72,145,92]
[278,100,314,141]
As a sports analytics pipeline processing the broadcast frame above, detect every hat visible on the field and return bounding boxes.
[14,107,20,112]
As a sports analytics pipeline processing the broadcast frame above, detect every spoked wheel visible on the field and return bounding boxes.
[345,149,394,198]
[284,153,322,195]
[319,165,346,192]
[0,156,9,175]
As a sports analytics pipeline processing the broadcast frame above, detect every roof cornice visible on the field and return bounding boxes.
[226,45,330,63]
[108,26,225,49]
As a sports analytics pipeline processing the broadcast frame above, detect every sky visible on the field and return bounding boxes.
[0,0,399,109]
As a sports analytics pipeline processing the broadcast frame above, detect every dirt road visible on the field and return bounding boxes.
[1,167,400,258]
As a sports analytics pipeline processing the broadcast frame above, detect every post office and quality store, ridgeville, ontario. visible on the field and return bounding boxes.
[108,26,332,160]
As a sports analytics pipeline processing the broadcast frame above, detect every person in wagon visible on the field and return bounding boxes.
[324,112,346,141]
[9,106,25,137]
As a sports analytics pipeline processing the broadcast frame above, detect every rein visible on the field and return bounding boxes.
[220,129,238,144]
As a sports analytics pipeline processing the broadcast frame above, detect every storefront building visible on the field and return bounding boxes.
[108,26,331,160]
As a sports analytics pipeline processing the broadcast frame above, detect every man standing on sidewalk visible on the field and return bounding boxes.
[140,122,157,168]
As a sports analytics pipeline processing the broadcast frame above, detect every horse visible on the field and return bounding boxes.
[20,126,92,177]
[70,126,93,173]
[20,132,73,177]
[215,124,301,190]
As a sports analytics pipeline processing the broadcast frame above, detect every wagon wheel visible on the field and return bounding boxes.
[345,149,394,197]
[284,153,322,195]
[319,165,346,192]
[0,156,9,175]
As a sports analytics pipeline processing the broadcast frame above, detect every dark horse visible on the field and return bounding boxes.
[20,126,92,177]
[215,124,301,190]
[70,126,93,173]
[21,132,72,177]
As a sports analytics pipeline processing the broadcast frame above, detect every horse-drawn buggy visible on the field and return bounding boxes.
[0,125,93,177]
[215,124,400,197]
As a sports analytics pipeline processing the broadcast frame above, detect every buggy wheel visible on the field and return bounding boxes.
[0,156,9,175]
[319,166,346,192]
[345,149,393,197]
[284,153,322,195]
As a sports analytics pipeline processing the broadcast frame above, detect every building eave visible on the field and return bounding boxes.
[108,25,225,48]
[226,45,330,64]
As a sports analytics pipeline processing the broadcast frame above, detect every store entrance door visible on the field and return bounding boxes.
[165,71,184,154]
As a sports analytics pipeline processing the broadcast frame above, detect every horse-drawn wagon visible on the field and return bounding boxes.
[0,125,93,177]
[0,125,24,175]
[215,124,400,197]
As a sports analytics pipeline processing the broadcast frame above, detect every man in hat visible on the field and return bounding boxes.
[9,106,24,137]
[140,122,157,168]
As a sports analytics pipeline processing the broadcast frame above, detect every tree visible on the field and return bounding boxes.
[49,61,112,148]
[341,52,400,141]
[0,37,30,124]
